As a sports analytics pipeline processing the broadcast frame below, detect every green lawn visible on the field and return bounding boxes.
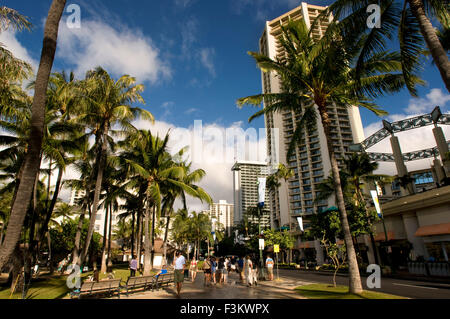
[295,284,407,299]
[0,264,156,300]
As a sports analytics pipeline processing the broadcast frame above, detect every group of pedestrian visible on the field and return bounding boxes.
[125,251,276,298]
[202,256,232,286]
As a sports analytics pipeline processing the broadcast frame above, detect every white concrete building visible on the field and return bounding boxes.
[232,161,271,228]
[204,200,234,237]
[258,2,365,264]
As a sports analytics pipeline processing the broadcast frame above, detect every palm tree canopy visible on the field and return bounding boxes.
[237,19,421,160]
[312,0,448,93]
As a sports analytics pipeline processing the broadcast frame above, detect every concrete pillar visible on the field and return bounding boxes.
[402,213,429,260]
[442,243,449,262]
[363,235,376,265]
[314,239,324,265]
[432,127,450,176]
[390,136,414,195]
[432,159,446,184]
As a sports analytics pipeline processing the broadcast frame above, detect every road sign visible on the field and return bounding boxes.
[274,245,280,253]
[259,238,265,250]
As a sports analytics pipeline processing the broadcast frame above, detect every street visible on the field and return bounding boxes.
[277,269,450,299]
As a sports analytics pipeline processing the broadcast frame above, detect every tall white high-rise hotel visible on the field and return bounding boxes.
[259,2,365,261]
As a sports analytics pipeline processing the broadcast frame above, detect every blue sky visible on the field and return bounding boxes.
[2,0,449,208]
[4,0,447,131]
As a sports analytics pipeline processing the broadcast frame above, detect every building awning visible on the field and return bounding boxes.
[415,223,450,237]
[374,231,395,242]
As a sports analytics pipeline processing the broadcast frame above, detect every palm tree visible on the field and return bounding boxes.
[316,0,450,92]
[119,130,198,275]
[0,6,32,31]
[75,67,153,267]
[0,0,67,270]
[159,156,211,263]
[237,19,418,293]
[188,212,211,260]
[267,164,294,229]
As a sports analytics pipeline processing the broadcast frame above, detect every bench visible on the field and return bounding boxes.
[152,272,174,291]
[71,279,122,299]
[122,275,155,296]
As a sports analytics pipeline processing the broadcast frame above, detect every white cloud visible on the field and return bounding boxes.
[178,17,217,80]
[363,88,450,176]
[0,29,38,72]
[406,89,450,114]
[57,20,171,84]
[132,118,267,212]
[200,48,216,78]
[184,108,199,115]
[175,0,197,8]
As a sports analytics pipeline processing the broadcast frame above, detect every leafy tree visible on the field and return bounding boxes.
[49,217,101,266]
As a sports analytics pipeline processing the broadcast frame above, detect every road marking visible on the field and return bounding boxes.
[392,283,438,290]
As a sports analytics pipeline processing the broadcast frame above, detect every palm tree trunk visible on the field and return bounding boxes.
[150,205,156,270]
[408,0,450,92]
[72,211,85,266]
[107,204,113,270]
[136,213,142,271]
[143,194,152,275]
[163,214,171,265]
[318,105,363,294]
[80,130,107,266]
[100,204,109,273]
[38,166,63,245]
[131,212,135,257]
[47,231,53,273]
[0,0,66,271]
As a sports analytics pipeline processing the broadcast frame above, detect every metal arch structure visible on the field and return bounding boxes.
[351,107,450,162]
[361,113,450,150]
[367,142,450,162]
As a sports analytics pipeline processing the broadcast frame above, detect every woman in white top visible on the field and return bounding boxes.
[245,256,253,286]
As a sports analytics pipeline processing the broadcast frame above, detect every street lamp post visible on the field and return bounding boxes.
[258,205,265,280]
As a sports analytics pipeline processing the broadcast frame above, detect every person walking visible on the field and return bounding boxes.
[203,256,212,287]
[129,255,138,278]
[217,257,224,284]
[265,254,274,281]
[173,251,186,298]
[245,255,253,286]
[237,256,245,282]
[190,257,198,282]
[252,258,258,286]
[211,257,217,285]
[223,257,230,284]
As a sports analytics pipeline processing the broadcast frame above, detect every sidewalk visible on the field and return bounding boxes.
[124,271,314,299]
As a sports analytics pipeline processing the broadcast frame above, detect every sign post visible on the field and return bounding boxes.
[371,190,392,269]
[274,244,280,281]
[257,177,267,280]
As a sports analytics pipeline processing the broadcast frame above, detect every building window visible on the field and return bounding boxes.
[96,214,102,221]
[304,200,313,206]
[414,172,434,185]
